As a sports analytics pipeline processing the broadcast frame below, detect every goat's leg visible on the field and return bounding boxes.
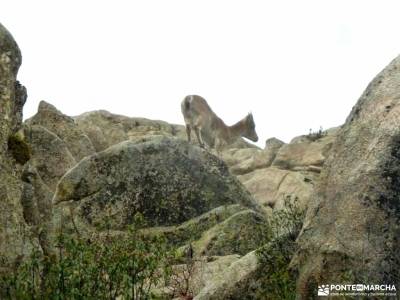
[194,126,205,148]
[185,124,192,142]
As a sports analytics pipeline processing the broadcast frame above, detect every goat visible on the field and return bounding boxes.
[181,95,258,150]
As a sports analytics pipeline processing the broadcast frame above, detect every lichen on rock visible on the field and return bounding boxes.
[53,137,261,233]
[26,101,95,161]
[0,22,30,268]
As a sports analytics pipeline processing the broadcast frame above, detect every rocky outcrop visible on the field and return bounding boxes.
[291,55,400,298]
[222,148,269,175]
[221,138,284,176]
[10,20,400,300]
[26,101,95,161]
[0,23,26,150]
[147,204,247,247]
[0,23,29,267]
[272,128,338,173]
[21,164,54,257]
[53,137,260,233]
[195,251,259,300]
[22,125,76,190]
[225,129,338,213]
[74,110,187,152]
[74,110,257,153]
[264,137,285,150]
[238,168,316,212]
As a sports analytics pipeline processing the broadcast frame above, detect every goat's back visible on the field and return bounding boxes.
[181,95,215,124]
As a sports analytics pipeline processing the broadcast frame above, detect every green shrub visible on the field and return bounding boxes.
[254,196,305,300]
[0,213,171,299]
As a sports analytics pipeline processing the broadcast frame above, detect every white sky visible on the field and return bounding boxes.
[1,1,400,145]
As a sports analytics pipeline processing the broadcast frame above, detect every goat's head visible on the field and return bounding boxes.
[244,113,258,142]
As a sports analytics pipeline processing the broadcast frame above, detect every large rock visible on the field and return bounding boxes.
[21,164,54,257]
[291,55,400,298]
[0,162,27,268]
[0,23,26,151]
[0,23,29,268]
[238,167,316,212]
[264,137,285,151]
[195,251,259,300]
[222,148,268,175]
[221,138,284,176]
[53,137,260,232]
[26,101,95,161]
[272,128,338,173]
[75,110,257,153]
[74,110,186,152]
[22,125,76,190]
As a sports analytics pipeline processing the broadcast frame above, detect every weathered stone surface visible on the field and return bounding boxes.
[0,22,29,268]
[53,137,260,232]
[222,148,269,175]
[188,255,242,297]
[21,164,54,257]
[145,204,246,247]
[74,110,186,152]
[291,55,400,298]
[264,137,285,150]
[194,226,301,299]
[26,101,95,161]
[0,162,27,268]
[0,23,26,154]
[272,129,338,172]
[263,137,285,165]
[22,125,76,190]
[238,167,316,211]
[221,138,283,176]
[189,210,267,256]
[194,251,259,300]
[75,110,257,153]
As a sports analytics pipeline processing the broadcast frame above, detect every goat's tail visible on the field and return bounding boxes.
[181,95,193,117]
[182,95,191,112]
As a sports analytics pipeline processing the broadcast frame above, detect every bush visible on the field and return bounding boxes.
[253,196,305,300]
[308,126,326,142]
[0,214,171,299]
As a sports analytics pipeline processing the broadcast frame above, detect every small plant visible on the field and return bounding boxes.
[164,238,208,299]
[308,126,326,141]
[0,213,171,299]
[266,196,305,241]
[166,245,197,300]
[254,196,306,300]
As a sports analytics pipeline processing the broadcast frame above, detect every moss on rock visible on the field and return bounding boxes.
[189,210,268,257]
[7,132,31,164]
[143,204,245,247]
